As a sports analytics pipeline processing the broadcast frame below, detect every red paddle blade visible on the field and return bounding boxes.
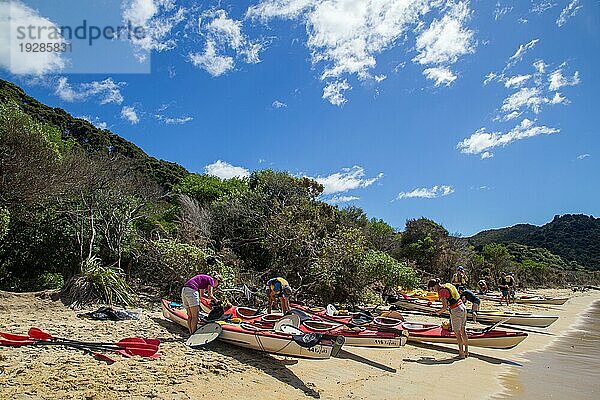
[115,339,158,351]
[92,352,116,364]
[114,349,133,358]
[1,339,36,347]
[0,332,31,341]
[124,347,159,357]
[119,337,161,347]
[28,327,53,341]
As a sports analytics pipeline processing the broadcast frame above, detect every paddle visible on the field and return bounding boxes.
[186,323,222,348]
[27,328,159,351]
[480,318,512,334]
[1,338,117,364]
[278,324,346,357]
[26,328,160,358]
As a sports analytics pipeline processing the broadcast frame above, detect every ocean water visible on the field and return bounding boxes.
[494,299,600,399]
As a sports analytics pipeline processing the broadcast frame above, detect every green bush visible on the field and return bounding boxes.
[62,256,135,307]
[34,272,64,290]
[135,239,235,296]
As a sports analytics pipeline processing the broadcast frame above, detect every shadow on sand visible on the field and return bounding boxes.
[206,342,321,398]
[336,349,396,373]
[153,316,320,397]
[403,342,522,367]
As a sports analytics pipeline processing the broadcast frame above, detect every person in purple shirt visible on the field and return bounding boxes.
[181,273,220,334]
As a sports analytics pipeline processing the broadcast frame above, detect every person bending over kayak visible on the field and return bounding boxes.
[266,277,292,314]
[428,279,469,358]
[181,273,220,334]
[477,279,489,295]
[459,288,481,323]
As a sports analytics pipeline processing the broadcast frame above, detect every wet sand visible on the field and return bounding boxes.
[1,289,598,399]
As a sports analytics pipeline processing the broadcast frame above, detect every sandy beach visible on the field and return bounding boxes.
[1,289,598,400]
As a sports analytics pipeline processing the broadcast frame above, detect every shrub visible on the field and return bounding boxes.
[135,239,235,296]
[34,272,64,290]
[62,256,135,307]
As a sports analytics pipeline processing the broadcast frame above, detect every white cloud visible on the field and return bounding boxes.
[272,100,287,108]
[55,77,125,104]
[577,153,590,160]
[533,59,547,74]
[189,9,263,76]
[374,74,387,83]
[311,166,383,195]
[322,80,351,106]
[508,39,539,66]
[248,1,476,103]
[189,40,235,76]
[423,66,457,86]
[548,69,580,91]
[501,87,547,114]
[155,114,193,124]
[504,74,531,88]
[0,1,65,75]
[396,185,454,200]
[79,115,108,130]
[204,160,250,179]
[121,106,139,124]
[326,195,360,204]
[530,1,557,14]
[493,3,513,21]
[457,119,559,158]
[557,0,582,27]
[413,1,475,66]
[122,0,186,59]
[549,92,568,105]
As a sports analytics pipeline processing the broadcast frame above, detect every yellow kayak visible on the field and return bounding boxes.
[400,289,439,301]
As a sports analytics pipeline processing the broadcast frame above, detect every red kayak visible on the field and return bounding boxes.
[402,321,528,349]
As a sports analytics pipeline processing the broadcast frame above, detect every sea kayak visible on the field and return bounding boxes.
[480,294,568,305]
[402,321,528,349]
[391,297,558,328]
[201,299,407,348]
[161,300,340,359]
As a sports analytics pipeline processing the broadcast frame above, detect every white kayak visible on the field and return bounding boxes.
[391,298,558,328]
[161,299,342,359]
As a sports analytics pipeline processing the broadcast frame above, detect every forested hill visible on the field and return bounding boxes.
[469,214,600,270]
[0,79,187,190]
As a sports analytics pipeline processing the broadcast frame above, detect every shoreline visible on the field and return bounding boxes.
[489,293,600,399]
[1,289,599,399]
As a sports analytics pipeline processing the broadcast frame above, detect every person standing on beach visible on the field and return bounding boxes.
[459,288,481,323]
[266,277,293,314]
[428,278,469,358]
[451,266,468,291]
[181,273,220,334]
[500,273,516,305]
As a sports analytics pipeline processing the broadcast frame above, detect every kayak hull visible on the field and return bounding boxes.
[403,322,528,349]
[161,300,334,359]
[480,295,568,306]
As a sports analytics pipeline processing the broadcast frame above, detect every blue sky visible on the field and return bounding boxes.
[1,0,598,236]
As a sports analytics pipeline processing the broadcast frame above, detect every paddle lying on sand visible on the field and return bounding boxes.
[0,338,117,364]
[0,329,160,358]
[27,327,160,353]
